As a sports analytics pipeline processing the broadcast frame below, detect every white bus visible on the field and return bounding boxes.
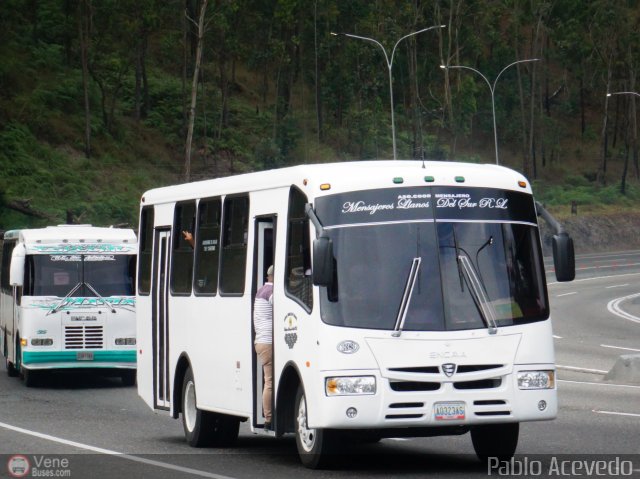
[1,225,138,387]
[136,161,574,468]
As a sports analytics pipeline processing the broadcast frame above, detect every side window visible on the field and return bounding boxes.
[194,197,221,295]
[171,201,196,295]
[1,240,16,293]
[138,207,154,295]
[285,187,313,309]
[220,195,249,294]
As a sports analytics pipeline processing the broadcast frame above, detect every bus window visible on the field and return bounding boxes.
[220,195,249,295]
[194,197,221,295]
[171,201,196,295]
[285,187,312,310]
[138,206,154,295]
[1,240,16,293]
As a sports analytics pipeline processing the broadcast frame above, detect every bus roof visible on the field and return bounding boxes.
[141,160,532,206]
[3,225,137,246]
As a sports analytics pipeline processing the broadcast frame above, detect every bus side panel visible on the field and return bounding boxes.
[181,295,253,416]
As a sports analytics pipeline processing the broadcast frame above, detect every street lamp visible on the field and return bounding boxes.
[607,91,640,98]
[440,59,540,165]
[332,25,445,160]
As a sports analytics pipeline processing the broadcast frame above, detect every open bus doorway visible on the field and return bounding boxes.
[252,217,274,431]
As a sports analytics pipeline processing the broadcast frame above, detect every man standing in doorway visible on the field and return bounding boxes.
[254,265,273,430]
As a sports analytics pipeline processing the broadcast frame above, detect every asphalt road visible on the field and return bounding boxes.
[0,251,639,478]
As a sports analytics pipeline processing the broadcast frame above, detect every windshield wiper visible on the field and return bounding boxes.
[47,283,83,315]
[458,254,498,335]
[84,282,117,313]
[452,227,465,292]
[392,257,422,337]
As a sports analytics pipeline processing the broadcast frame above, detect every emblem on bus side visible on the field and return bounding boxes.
[442,363,456,377]
[337,340,359,354]
[284,313,298,349]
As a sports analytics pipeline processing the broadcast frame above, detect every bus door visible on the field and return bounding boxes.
[152,228,171,410]
[252,217,275,429]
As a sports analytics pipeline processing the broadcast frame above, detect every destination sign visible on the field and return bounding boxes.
[315,187,536,227]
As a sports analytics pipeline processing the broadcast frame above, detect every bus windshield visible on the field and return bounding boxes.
[25,254,135,297]
[315,186,548,331]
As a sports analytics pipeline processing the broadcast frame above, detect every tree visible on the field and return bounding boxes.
[184,0,208,182]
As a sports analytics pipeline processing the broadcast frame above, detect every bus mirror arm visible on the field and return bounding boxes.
[304,203,324,239]
[535,201,576,282]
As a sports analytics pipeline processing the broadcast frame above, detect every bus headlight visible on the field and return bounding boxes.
[517,370,555,389]
[31,338,53,346]
[115,338,136,346]
[325,376,376,396]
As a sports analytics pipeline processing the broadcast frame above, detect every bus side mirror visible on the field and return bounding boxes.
[312,236,334,287]
[10,244,26,287]
[552,233,575,282]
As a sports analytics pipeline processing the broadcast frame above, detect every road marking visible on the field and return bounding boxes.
[575,261,640,271]
[606,283,629,289]
[601,344,640,352]
[553,335,563,339]
[593,410,640,418]
[556,364,607,374]
[548,271,640,286]
[558,379,640,389]
[607,293,640,324]
[0,421,236,479]
[556,292,577,297]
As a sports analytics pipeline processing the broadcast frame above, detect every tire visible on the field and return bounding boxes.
[22,367,40,388]
[5,338,19,378]
[294,385,337,469]
[120,369,137,386]
[181,367,239,447]
[471,422,519,463]
[6,357,19,377]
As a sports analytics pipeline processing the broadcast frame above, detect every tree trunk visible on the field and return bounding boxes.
[314,0,323,142]
[78,0,92,158]
[184,0,208,183]
[630,67,639,179]
[580,75,586,138]
[599,52,613,184]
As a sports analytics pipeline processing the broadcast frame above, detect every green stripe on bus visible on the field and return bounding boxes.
[22,350,137,365]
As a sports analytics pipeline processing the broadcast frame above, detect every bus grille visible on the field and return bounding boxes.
[64,325,104,349]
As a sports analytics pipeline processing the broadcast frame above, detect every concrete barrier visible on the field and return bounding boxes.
[603,354,640,384]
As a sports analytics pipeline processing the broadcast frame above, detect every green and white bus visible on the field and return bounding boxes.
[1,225,137,386]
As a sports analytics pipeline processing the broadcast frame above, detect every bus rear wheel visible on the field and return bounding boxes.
[181,367,239,447]
[5,339,19,378]
[470,422,519,462]
[294,385,337,469]
[6,358,19,377]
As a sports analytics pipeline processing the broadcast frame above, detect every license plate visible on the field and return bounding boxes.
[434,402,465,421]
[77,352,94,361]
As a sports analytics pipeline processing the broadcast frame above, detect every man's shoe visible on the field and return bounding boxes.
[264,422,272,431]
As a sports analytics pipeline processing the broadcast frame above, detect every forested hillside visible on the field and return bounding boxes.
[1,0,640,229]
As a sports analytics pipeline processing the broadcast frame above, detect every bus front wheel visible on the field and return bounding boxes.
[470,422,519,462]
[294,385,337,469]
[120,370,136,386]
[21,367,40,388]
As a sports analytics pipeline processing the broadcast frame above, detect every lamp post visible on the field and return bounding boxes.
[332,25,445,160]
[607,91,640,99]
[440,59,539,165]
